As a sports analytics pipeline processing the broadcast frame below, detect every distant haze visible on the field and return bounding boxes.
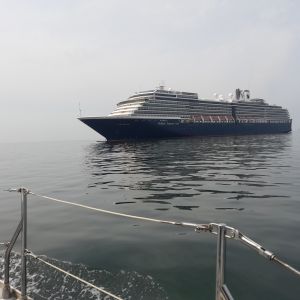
[1,0,299,143]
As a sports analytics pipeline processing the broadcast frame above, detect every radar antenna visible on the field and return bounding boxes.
[158,80,165,90]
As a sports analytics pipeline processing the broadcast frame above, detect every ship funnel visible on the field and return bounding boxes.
[244,90,250,100]
[235,88,241,100]
[235,89,250,101]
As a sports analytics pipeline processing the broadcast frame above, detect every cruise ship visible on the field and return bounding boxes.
[79,86,292,141]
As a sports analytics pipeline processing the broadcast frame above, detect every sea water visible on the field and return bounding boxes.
[0,133,300,299]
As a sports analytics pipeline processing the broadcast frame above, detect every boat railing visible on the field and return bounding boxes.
[1,187,299,300]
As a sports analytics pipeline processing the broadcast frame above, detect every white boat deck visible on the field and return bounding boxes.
[0,280,32,300]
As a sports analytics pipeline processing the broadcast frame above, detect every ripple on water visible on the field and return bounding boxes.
[0,252,168,300]
[1,134,299,300]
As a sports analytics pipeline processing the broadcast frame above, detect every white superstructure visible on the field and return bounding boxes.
[108,86,290,123]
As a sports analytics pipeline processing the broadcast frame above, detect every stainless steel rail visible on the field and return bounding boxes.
[196,223,300,277]
[20,187,28,300]
[1,187,29,300]
[2,218,23,299]
[2,188,300,300]
[215,224,234,300]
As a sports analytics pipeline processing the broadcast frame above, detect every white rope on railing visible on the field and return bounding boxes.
[26,250,123,300]
[8,188,300,279]
[3,186,299,300]
[28,191,300,277]
[29,191,208,230]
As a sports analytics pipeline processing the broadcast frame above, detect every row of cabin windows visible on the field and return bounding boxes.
[153,97,232,106]
[116,102,288,117]
[134,111,289,122]
[237,110,288,114]
[142,104,232,113]
[135,110,232,116]
[152,99,286,113]
[236,112,289,117]
[143,102,226,109]
[116,103,232,114]
[236,110,288,115]
[146,101,232,110]
[123,95,284,110]
[130,111,290,122]
[153,96,227,105]
[236,107,287,112]
[139,105,231,114]
[118,99,287,115]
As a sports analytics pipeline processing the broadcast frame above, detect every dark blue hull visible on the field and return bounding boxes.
[79,117,292,141]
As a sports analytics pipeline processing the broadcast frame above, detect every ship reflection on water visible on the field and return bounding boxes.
[81,134,300,300]
[84,134,291,213]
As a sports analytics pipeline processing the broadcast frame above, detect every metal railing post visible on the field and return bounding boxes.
[215,224,226,300]
[2,219,23,299]
[20,187,28,300]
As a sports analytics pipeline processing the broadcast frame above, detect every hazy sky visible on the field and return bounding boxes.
[1,0,299,142]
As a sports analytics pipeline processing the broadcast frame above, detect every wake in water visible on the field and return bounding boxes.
[0,251,168,300]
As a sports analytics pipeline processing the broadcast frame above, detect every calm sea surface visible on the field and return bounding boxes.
[0,133,300,300]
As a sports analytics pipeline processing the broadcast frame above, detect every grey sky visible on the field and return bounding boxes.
[1,0,299,142]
